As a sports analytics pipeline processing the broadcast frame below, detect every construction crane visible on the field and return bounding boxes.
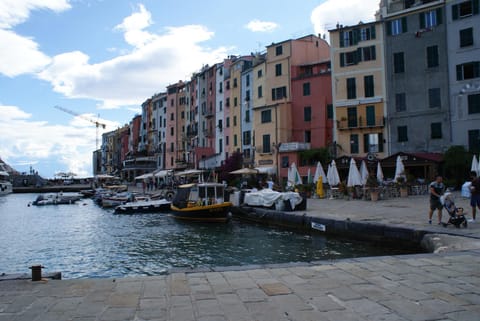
[54,105,107,150]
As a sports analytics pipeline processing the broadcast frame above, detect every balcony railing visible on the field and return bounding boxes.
[337,117,385,130]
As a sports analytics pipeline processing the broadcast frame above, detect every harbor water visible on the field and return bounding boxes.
[1,193,414,279]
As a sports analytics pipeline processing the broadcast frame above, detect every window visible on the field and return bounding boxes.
[366,105,376,126]
[420,9,442,29]
[327,104,333,119]
[460,28,474,47]
[219,101,223,111]
[218,119,223,131]
[245,110,250,122]
[262,135,271,153]
[243,131,251,145]
[452,1,479,20]
[388,17,407,35]
[305,130,311,143]
[339,30,356,47]
[219,82,223,93]
[257,69,263,78]
[468,129,480,153]
[233,116,237,127]
[304,106,312,121]
[347,78,356,99]
[258,85,263,98]
[350,134,359,154]
[428,88,441,108]
[234,97,238,107]
[261,110,272,123]
[226,117,230,128]
[363,133,383,153]
[275,63,282,76]
[226,135,229,146]
[245,90,250,101]
[281,156,289,168]
[456,62,480,80]
[303,82,311,96]
[275,45,283,56]
[219,139,223,153]
[396,93,406,112]
[398,126,408,142]
[394,52,405,73]
[360,25,376,41]
[431,122,442,139]
[170,127,174,136]
[234,135,238,147]
[226,98,230,107]
[271,86,287,100]
[364,75,374,97]
[427,45,439,68]
[468,93,480,114]
[170,113,174,120]
[347,107,358,128]
[362,46,376,61]
[170,143,174,152]
[233,78,238,88]
[246,75,250,87]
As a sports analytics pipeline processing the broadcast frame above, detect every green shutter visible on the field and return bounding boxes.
[371,45,376,60]
[379,133,384,152]
[436,8,443,25]
[456,64,463,80]
[364,134,369,153]
[356,48,363,63]
[401,17,408,33]
[387,21,392,35]
[420,12,426,29]
[339,31,344,48]
[474,61,480,78]
[353,29,360,45]
[340,53,345,67]
[371,25,376,39]
[473,0,479,15]
[452,4,459,20]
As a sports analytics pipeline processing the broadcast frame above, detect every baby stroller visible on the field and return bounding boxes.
[441,193,468,228]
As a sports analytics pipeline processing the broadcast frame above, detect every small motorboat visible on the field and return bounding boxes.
[0,170,13,196]
[114,198,171,214]
[170,182,232,222]
[31,193,81,206]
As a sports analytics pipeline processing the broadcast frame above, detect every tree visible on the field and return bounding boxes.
[443,145,470,189]
[217,151,243,183]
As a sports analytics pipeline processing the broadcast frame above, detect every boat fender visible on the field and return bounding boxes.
[165,192,174,201]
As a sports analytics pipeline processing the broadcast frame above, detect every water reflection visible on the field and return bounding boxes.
[0,193,413,279]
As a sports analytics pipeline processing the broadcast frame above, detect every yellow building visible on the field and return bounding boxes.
[330,21,387,159]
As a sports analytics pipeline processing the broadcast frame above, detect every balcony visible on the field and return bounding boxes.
[337,117,385,130]
[202,109,214,118]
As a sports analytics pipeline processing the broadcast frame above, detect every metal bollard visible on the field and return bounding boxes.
[30,265,44,281]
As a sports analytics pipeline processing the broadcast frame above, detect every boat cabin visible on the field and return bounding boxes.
[172,183,227,209]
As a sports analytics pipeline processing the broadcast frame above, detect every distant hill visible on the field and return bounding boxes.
[0,158,19,175]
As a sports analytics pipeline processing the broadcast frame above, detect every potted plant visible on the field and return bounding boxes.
[396,176,408,197]
[366,174,380,201]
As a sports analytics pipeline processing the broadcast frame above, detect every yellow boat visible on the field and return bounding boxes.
[170,182,232,222]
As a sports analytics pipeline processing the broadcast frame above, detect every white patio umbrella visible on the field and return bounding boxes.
[360,160,369,185]
[290,162,303,185]
[327,160,341,186]
[307,168,313,184]
[347,158,362,187]
[376,161,384,184]
[471,155,479,176]
[394,155,406,181]
[313,161,327,183]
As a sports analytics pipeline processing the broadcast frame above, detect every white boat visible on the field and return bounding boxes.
[0,171,13,196]
[114,198,171,214]
[31,193,81,206]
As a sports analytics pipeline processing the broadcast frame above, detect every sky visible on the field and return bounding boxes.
[0,0,379,178]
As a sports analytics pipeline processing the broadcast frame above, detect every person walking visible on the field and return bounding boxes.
[428,175,445,225]
[470,172,480,222]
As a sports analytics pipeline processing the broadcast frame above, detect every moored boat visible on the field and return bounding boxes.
[114,198,171,214]
[0,171,13,196]
[31,193,81,206]
[170,182,232,222]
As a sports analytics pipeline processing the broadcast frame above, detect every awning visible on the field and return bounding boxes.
[255,166,276,175]
[134,172,154,180]
[174,169,204,176]
[154,170,172,178]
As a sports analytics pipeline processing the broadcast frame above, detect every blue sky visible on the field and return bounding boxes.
[0,0,378,178]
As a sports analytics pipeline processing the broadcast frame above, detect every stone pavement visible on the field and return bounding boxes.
[1,192,480,321]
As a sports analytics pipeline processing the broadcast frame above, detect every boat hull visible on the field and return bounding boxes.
[170,202,232,222]
[115,200,171,214]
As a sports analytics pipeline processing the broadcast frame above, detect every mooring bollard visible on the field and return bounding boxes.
[30,265,44,281]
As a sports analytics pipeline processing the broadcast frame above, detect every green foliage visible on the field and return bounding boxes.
[299,148,330,166]
[443,145,470,189]
[218,151,243,184]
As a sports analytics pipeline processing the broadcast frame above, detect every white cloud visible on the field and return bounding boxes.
[38,6,230,109]
[245,19,279,33]
[0,0,70,77]
[0,105,117,177]
[311,0,379,39]
[0,0,71,29]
